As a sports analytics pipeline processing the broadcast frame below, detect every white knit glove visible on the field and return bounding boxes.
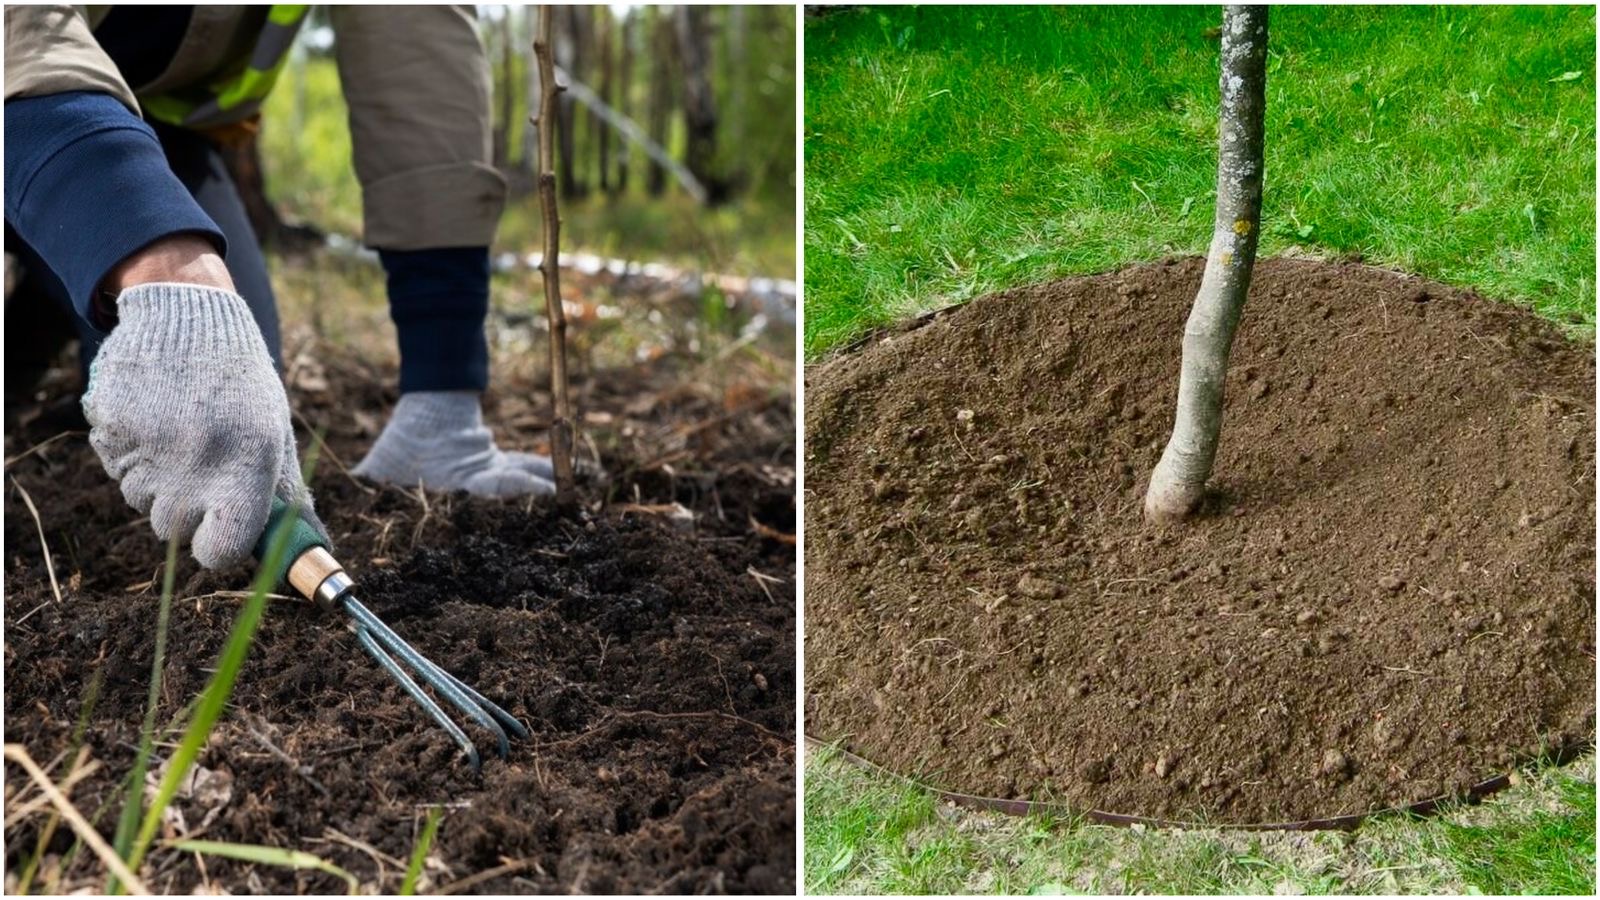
[82,283,324,568]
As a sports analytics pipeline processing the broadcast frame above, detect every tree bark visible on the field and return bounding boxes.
[217,134,322,255]
[727,4,748,188]
[534,6,577,507]
[674,4,722,205]
[597,5,613,195]
[1144,5,1267,523]
[555,4,583,200]
[494,12,515,169]
[554,65,707,204]
[615,9,633,192]
[646,8,673,197]
[520,6,538,179]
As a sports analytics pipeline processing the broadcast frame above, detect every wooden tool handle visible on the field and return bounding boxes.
[254,498,344,609]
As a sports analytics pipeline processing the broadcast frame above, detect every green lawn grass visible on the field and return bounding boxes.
[803,4,1596,356]
[805,747,1597,895]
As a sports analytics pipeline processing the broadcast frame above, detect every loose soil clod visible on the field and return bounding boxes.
[804,256,1594,825]
[5,351,795,893]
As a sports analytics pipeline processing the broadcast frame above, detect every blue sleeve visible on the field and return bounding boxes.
[379,246,491,393]
[3,91,225,327]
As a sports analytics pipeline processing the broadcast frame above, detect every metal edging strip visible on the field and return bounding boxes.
[805,735,1593,832]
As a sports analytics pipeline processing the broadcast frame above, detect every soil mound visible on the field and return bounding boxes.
[804,256,1594,824]
[5,352,795,893]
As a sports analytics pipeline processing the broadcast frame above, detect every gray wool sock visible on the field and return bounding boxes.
[352,391,556,497]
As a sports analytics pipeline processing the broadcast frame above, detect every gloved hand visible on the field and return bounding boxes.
[82,283,324,569]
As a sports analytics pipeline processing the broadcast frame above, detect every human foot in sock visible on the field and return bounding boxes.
[352,391,557,497]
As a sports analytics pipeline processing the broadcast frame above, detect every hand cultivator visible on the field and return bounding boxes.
[254,500,528,771]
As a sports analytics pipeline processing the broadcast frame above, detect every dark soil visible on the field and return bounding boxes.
[5,346,795,893]
[804,256,1594,824]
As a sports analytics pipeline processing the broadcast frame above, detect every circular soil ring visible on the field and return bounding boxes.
[805,256,1595,825]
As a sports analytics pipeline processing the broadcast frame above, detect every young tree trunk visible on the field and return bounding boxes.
[674,4,721,205]
[1144,5,1268,523]
[534,5,577,507]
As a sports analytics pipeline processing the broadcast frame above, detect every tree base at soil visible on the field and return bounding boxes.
[804,256,1593,824]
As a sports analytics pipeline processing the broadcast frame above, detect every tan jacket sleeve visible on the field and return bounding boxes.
[330,5,507,250]
[4,5,138,111]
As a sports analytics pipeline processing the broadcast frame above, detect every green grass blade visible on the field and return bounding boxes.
[109,535,178,893]
[170,839,358,894]
[123,509,299,879]
[400,808,444,895]
[122,442,324,885]
[1439,774,1598,894]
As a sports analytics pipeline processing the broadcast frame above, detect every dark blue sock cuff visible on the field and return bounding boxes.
[4,91,226,329]
[379,246,491,393]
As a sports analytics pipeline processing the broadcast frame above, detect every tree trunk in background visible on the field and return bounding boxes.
[674,4,721,205]
[519,6,538,179]
[727,4,748,189]
[217,134,321,254]
[615,9,633,192]
[597,5,613,195]
[493,12,514,169]
[555,4,582,199]
[575,4,599,195]
[1144,5,1268,523]
[646,7,673,197]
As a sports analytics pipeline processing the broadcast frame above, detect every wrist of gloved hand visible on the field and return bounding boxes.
[83,282,324,569]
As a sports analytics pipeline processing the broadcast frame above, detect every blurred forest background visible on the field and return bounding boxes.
[237,4,795,279]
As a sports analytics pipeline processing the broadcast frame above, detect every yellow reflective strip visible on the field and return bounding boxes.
[144,5,307,124]
[140,94,193,124]
[213,66,277,111]
[268,4,308,26]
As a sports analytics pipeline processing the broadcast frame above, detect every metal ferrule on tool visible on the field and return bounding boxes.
[285,547,352,613]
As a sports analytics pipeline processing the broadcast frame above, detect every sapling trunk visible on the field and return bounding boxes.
[534,6,577,507]
[1144,5,1268,523]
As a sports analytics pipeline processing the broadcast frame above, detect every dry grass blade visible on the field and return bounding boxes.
[4,430,83,467]
[4,744,152,895]
[12,746,98,894]
[409,481,432,549]
[291,409,376,495]
[177,590,295,607]
[9,748,101,821]
[10,474,63,605]
[749,515,796,545]
[315,828,406,885]
[435,859,536,895]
